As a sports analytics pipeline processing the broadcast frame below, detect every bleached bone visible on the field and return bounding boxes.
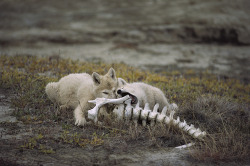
[141,103,151,126]
[156,106,167,123]
[124,99,133,121]
[132,102,142,125]
[88,96,206,140]
[175,142,195,149]
[113,104,125,120]
[88,95,130,123]
[148,103,159,127]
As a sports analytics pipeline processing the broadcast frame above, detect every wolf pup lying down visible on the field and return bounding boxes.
[117,78,171,111]
[45,68,118,126]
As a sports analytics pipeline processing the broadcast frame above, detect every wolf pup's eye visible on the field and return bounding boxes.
[103,91,109,95]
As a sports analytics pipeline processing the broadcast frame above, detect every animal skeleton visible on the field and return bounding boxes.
[88,95,206,140]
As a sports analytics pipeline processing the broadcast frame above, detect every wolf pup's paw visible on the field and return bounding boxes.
[75,117,87,126]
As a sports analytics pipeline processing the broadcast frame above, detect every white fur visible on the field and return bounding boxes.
[46,73,92,109]
[117,78,170,110]
[45,68,118,126]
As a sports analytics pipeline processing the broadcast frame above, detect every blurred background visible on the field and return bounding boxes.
[0,0,250,82]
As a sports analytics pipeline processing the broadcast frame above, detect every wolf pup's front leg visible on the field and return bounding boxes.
[74,105,86,126]
[74,104,87,126]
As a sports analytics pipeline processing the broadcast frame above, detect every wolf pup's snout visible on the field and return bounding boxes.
[116,89,138,105]
[117,89,122,95]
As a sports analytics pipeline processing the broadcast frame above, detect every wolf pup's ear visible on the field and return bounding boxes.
[92,72,101,85]
[118,78,127,86]
[107,68,116,80]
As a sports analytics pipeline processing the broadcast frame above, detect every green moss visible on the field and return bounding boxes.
[39,144,55,154]
[20,134,55,154]
[60,130,105,147]
[22,135,55,154]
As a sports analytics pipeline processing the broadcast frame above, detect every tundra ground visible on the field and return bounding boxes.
[0,55,249,165]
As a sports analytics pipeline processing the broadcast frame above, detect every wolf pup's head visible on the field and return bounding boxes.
[92,68,118,99]
[116,78,138,105]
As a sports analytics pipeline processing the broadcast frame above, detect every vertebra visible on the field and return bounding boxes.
[88,95,206,140]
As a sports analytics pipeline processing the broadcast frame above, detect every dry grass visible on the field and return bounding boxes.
[178,95,249,162]
[193,128,249,162]
[0,55,249,163]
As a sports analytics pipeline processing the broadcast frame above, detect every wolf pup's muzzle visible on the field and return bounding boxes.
[117,89,138,105]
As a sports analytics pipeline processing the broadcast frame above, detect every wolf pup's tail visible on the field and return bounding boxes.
[45,82,59,103]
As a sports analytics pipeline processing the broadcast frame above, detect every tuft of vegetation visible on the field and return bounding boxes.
[178,95,249,162]
[0,55,249,163]
[20,134,55,154]
[60,130,105,147]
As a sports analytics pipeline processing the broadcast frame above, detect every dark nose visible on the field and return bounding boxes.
[117,89,121,94]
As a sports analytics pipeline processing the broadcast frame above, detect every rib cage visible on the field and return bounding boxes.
[88,95,206,140]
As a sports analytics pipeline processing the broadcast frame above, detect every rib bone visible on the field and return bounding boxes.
[88,95,130,123]
[88,96,206,140]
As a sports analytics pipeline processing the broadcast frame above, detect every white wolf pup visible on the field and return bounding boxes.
[117,78,171,110]
[45,68,118,126]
